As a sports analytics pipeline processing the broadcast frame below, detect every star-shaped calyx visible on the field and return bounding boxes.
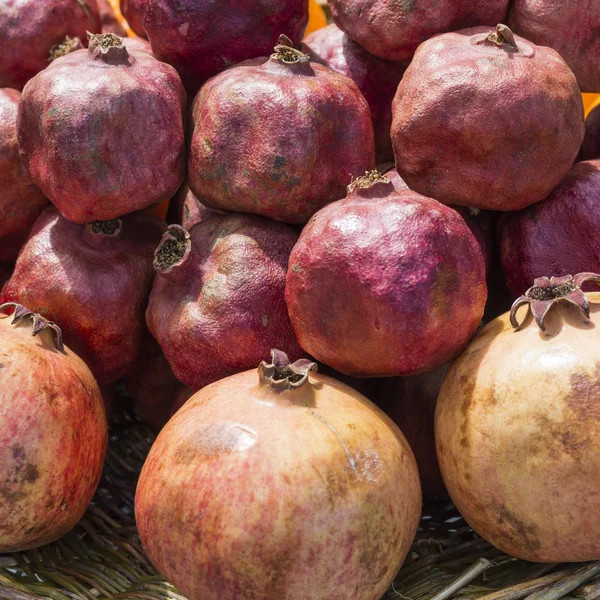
[0,303,64,350]
[510,273,600,331]
[258,349,317,390]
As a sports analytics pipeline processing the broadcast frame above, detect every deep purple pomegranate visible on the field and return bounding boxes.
[18,32,185,224]
[367,366,449,498]
[328,0,510,63]
[1,89,48,240]
[146,215,302,390]
[140,1,308,90]
[499,160,600,297]
[392,25,584,211]
[188,38,375,224]
[285,171,487,377]
[0,207,165,384]
[166,183,223,230]
[302,24,404,163]
[0,0,101,90]
[122,36,153,56]
[508,0,600,93]
[121,0,146,37]
[581,104,600,162]
[97,0,127,36]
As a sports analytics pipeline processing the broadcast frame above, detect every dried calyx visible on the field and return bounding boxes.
[49,36,84,62]
[271,34,310,65]
[0,303,64,350]
[510,273,600,331]
[87,31,129,61]
[258,349,317,390]
[348,170,390,192]
[486,24,519,50]
[154,225,190,272]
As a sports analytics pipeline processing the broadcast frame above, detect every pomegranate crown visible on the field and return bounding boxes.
[258,349,317,390]
[0,303,64,351]
[271,34,310,64]
[510,272,600,331]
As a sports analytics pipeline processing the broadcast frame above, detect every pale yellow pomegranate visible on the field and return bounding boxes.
[436,273,600,562]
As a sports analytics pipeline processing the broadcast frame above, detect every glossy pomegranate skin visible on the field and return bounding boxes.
[508,0,600,93]
[499,160,600,296]
[0,0,101,90]
[18,37,186,223]
[581,104,600,162]
[121,0,146,37]
[0,307,107,552]
[328,0,510,63]
[140,0,309,90]
[0,207,166,385]
[188,56,375,224]
[135,361,421,600]
[166,182,223,230]
[392,27,584,211]
[285,180,487,376]
[0,89,48,240]
[147,215,303,390]
[302,24,405,163]
[97,0,127,36]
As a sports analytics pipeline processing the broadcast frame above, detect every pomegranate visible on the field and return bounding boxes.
[18,32,186,224]
[391,25,584,211]
[0,0,101,90]
[188,37,375,224]
[0,303,107,552]
[146,216,302,390]
[0,89,48,240]
[121,0,146,37]
[436,273,600,562]
[0,227,30,263]
[140,1,309,90]
[302,24,405,163]
[581,104,600,162]
[122,36,153,56]
[508,0,600,93]
[499,160,600,297]
[367,367,449,498]
[127,336,181,430]
[328,0,510,63]
[135,350,421,600]
[97,0,127,36]
[285,171,487,377]
[166,182,223,230]
[0,207,165,385]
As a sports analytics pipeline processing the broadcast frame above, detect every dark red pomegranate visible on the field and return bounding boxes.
[508,1,600,93]
[123,36,153,56]
[0,227,30,263]
[146,215,302,390]
[18,33,185,224]
[581,104,600,162]
[127,336,181,430]
[97,0,127,36]
[188,38,375,224]
[302,24,404,163]
[121,0,146,37]
[0,0,101,90]
[392,25,584,211]
[0,207,165,385]
[328,0,510,63]
[140,1,308,90]
[499,160,600,297]
[366,366,449,498]
[286,171,487,377]
[0,89,48,240]
[166,182,223,230]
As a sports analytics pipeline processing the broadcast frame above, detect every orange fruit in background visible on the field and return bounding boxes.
[583,93,600,117]
[307,0,328,35]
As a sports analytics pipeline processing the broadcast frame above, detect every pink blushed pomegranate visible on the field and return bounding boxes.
[146,215,303,390]
[135,350,421,600]
[121,0,146,37]
[140,0,308,90]
[581,104,600,162]
[392,25,584,211]
[302,24,405,163]
[0,304,107,552]
[166,182,223,230]
[0,207,165,385]
[188,38,375,224]
[97,0,127,36]
[285,171,487,377]
[18,33,186,224]
[0,89,48,240]
[0,0,101,90]
[508,0,600,93]
[328,0,510,63]
[499,160,600,297]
